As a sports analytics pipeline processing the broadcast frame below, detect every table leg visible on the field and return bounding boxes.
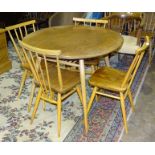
[79,59,88,133]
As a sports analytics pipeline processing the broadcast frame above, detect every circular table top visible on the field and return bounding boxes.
[23,25,123,60]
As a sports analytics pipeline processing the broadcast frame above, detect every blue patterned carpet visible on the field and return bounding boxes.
[0,42,149,142]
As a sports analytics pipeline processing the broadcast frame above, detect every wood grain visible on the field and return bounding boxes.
[23,25,123,60]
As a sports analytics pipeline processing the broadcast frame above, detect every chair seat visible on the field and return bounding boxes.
[89,66,127,92]
[41,65,80,94]
[85,58,100,65]
[118,35,140,54]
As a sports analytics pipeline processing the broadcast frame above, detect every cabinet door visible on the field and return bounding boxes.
[0,30,12,74]
[0,32,8,62]
[0,32,7,48]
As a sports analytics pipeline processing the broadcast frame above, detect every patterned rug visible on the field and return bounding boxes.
[0,42,149,142]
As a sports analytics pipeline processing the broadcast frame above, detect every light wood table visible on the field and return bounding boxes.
[23,25,123,133]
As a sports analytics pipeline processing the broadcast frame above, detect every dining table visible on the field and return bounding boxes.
[23,25,123,133]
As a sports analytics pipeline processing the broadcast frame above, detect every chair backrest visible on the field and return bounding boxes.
[106,13,142,35]
[121,36,149,89]
[141,12,155,33]
[73,17,108,28]
[18,40,63,94]
[5,20,36,65]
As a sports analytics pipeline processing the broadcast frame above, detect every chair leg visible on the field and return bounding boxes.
[91,65,95,74]
[87,87,97,114]
[50,91,54,99]
[31,88,42,124]
[76,86,83,104]
[104,56,110,66]
[42,91,54,111]
[57,93,62,138]
[127,89,135,112]
[149,40,153,65]
[28,80,36,112]
[95,88,102,102]
[95,65,98,70]
[120,92,128,133]
[18,69,28,97]
[42,100,46,111]
[95,94,99,102]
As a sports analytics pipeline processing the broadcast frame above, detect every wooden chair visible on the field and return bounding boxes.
[5,20,36,111]
[73,17,110,74]
[140,12,155,64]
[87,36,149,133]
[104,13,142,61]
[18,40,85,137]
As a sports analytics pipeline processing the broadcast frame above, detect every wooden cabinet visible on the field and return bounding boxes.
[0,29,12,74]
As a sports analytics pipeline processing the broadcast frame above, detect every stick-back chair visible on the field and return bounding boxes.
[73,17,108,28]
[87,36,149,133]
[73,17,110,74]
[18,40,85,137]
[5,20,36,98]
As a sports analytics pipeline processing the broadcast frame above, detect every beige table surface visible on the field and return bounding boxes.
[23,25,123,59]
[23,25,123,132]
